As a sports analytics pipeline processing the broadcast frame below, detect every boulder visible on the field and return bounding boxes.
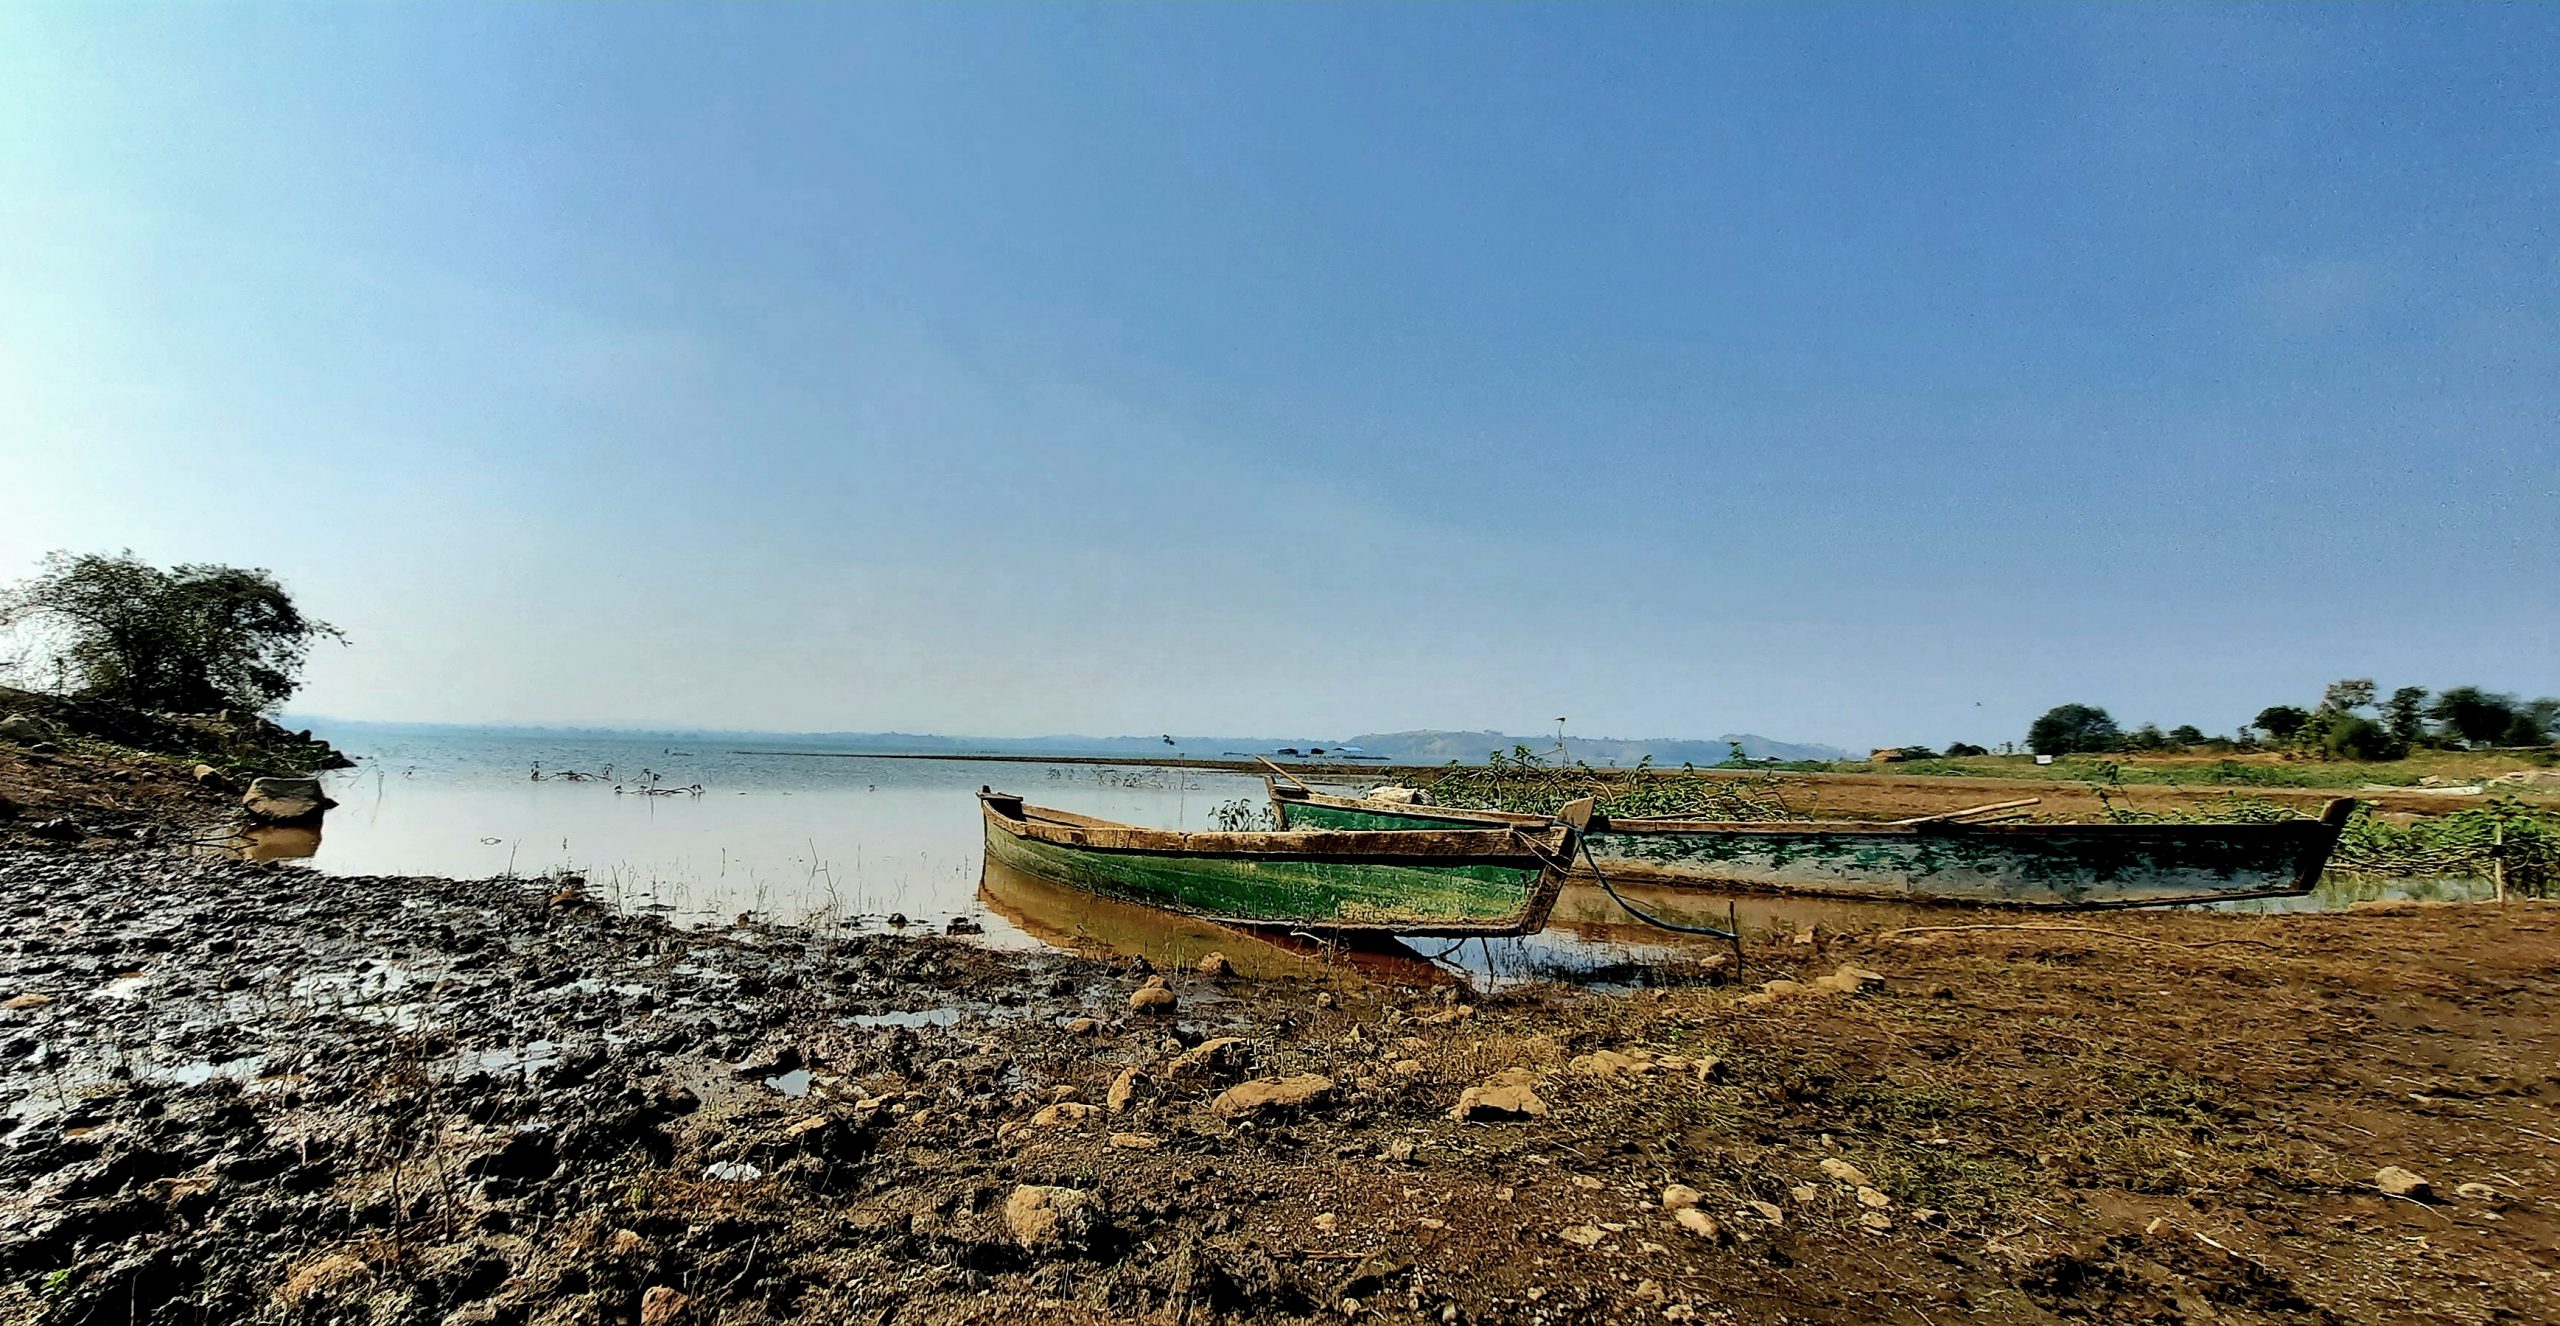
[1209,1073,1337,1120]
[0,713,61,745]
[1129,976,1177,1014]
[1165,1036,1251,1082]
[242,777,335,823]
[2375,1166,2434,1200]
[1196,951,1235,978]
[1003,1184,1103,1252]
[191,764,232,791]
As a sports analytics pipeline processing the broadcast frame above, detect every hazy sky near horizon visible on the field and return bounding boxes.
[4,4,2553,749]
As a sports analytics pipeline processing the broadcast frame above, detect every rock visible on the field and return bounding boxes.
[947,916,984,935]
[639,1287,691,1326]
[27,818,81,841]
[1210,1073,1337,1120]
[1744,1200,1784,1226]
[1692,1055,1727,1082]
[1558,1224,1608,1248]
[1313,1211,1340,1233]
[1129,984,1178,1014]
[241,777,335,823]
[1450,1068,1547,1122]
[1106,1065,1144,1113]
[3,993,52,1010]
[2455,1181,2501,1203]
[1858,1210,1893,1232]
[1390,1058,1424,1076]
[1789,1184,1819,1204]
[1196,951,1235,978]
[1063,1017,1102,1037]
[1003,1184,1103,1252]
[1029,1102,1097,1127]
[607,1229,648,1257]
[1382,1140,1415,1163]
[1570,1049,1655,1078]
[1818,1157,1871,1187]
[1108,1132,1157,1150]
[0,713,61,744]
[732,1045,802,1078]
[1661,1184,1704,1210]
[190,763,232,790]
[1672,1208,1722,1242]
[1166,1036,1250,1082]
[278,1252,370,1307]
[2375,1166,2434,1200]
[1856,1186,1891,1209]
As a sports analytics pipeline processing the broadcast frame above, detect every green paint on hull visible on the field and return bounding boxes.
[1276,797,2331,907]
[983,824,1548,931]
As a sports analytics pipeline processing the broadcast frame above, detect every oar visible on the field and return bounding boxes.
[1892,797,2041,826]
[1256,755,1314,791]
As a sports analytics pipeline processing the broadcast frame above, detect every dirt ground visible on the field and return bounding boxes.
[3,816,2554,1325]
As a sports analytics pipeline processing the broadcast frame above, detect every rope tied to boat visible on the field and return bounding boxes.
[1504,824,1747,965]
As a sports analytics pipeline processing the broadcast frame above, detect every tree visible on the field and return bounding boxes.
[2426,687,2520,747]
[1944,742,1989,757]
[2253,705,2312,743]
[2384,687,2429,745]
[2027,704,2123,756]
[2125,723,2170,752]
[2319,678,2376,714]
[2503,711,2552,747]
[0,551,343,713]
[2168,724,2207,747]
[2321,715,2403,762]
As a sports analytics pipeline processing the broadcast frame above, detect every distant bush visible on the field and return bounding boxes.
[2028,704,2123,756]
[2319,715,2404,762]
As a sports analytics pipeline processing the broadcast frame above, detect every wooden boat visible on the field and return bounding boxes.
[979,789,1580,936]
[1268,780,2358,909]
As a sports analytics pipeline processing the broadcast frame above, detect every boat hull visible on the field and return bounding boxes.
[981,793,1570,936]
[1270,783,2354,909]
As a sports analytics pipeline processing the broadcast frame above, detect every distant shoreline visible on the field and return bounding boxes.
[727,749,1409,778]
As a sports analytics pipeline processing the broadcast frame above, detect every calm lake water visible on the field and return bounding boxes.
[273,726,2495,984]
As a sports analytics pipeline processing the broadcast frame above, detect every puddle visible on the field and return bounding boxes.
[468,1040,561,1076]
[845,1008,968,1028]
[764,1068,814,1097]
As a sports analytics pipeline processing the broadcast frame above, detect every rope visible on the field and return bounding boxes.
[1579,834,1741,944]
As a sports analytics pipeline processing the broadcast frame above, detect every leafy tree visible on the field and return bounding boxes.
[2167,724,2207,746]
[2320,715,2403,762]
[2253,705,2312,743]
[2027,704,2123,756]
[2319,678,2376,714]
[2503,711,2552,747]
[2528,698,2560,742]
[2427,687,2521,747]
[0,551,343,713]
[2125,723,2170,752]
[2384,687,2429,745]
[1944,742,1989,757]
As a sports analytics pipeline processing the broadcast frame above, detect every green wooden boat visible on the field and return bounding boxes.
[1267,781,2358,910]
[979,789,1580,936]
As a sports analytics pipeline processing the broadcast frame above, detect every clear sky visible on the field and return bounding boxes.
[3,4,2553,750]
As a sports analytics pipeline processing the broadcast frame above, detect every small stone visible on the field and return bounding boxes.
[1063,1017,1101,1037]
[1692,1055,1727,1082]
[1633,1279,1665,1303]
[1672,1207,1722,1242]
[1570,1049,1655,1078]
[1818,1157,1871,1187]
[1761,979,1807,997]
[1858,1210,1893,1232]
[1382,1140,1415,1163]
[3,993,52,1010]
[1857,1186,1890,1209]
[1450,1068,1547,1122]
[1789,1184,1820,1204]
[1661,1184,1704,1210]
[1745,1200,1784,1225]
[1108,1132,1158,1150]
[1211,1074,1337,1120]
[1391,1058,1424,1076]
[1004,1184,1104,1251]
[241,776,334,823]
[1029,1101,1097,1127]
[608,1229,647,1256]
[639,1286,690,1326]
[1196,951,1235,978]
[1166,1036,1250,1081]
[2375,1166,2434,1200]
[1569,1175,1602,1191]
[1107,1066,1144,1112]
[1313,1212,1340,1233]
[1129,985,1178,1014]
[2455,1182,2500,1203]
[1559,1224,1608,1248]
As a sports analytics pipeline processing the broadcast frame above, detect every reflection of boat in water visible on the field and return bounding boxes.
[979,790,1581,936]
[977,857,1450,986]
[1269,781,2357,910]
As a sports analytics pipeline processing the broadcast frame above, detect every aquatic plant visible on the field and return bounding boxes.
[1424,751,1802,821]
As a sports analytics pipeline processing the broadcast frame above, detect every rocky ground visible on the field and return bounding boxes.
[2,830,2555,1326]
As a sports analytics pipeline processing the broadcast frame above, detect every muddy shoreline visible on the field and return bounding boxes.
[5,827,2556,1325]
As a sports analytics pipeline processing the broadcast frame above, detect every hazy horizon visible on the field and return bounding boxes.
[6,5,2553,751]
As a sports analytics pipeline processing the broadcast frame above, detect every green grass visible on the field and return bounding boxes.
[1825,748,2554,789]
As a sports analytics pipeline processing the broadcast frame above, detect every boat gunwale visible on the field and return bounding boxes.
[985,792,1575,864]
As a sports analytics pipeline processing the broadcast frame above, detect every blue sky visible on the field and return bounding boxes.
[3,4,2552,749]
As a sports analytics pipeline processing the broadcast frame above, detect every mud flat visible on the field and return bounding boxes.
[2,835,2556,1325]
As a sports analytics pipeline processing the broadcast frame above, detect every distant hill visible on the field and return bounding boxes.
[1340,730,1853,766]
[289,718,1851,765]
